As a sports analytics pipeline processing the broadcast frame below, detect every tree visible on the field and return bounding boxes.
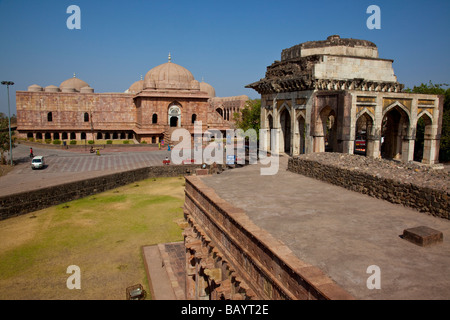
[404,81,450,162]
[0,112,16,165]
[233,99,261,141]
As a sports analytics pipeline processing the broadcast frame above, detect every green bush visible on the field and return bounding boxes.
[28,137,34,142]
[141,140,147,144]
[35,139,42,144]
[45,139,52,144]
[70,140,77,145]
[123,140,130,144]
[88,140,94,145]
[53,140,62,145]
[106,140,113,144]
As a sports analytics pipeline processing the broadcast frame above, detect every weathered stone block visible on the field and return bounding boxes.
[402,226,443,247]
[196,169,209,176]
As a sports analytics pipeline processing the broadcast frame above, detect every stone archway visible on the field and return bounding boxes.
[168,103,181,128]
[354,112,374,156]
[414,112,433,163]
[298,115,306,154]
[381,105,410,160]
[315,106,337,153]
[279,108,291,153]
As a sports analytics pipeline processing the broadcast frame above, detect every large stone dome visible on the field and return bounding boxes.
[60,75,91,92]
[144,55,199,90]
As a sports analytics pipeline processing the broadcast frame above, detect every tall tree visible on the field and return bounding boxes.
[233,99,261,141]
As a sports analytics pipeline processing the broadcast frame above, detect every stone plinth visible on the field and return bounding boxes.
[403,226,443,247]
[195,169,209,176]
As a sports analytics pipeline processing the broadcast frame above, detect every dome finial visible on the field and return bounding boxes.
[168,52,171,63]
[140,74,143,81]
[73,72,76,78]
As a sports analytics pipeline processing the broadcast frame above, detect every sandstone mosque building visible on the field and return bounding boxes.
[16,54,248,144]
[247,35,444,164]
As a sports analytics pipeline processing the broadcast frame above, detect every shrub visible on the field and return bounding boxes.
[141,140,147,144]
[28,137,34,142]
[123,140,130,144]
[70,140,77,145]
[88,140,94,145]
[45,139,52,144]
[35,139,42,144]
[53,140,62,145]
[106,140,113,144]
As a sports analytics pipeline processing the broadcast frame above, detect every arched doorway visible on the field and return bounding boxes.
[279,108,291,153]
[298,115,306,154]
[414,113,433,162]
[168,104,181,128]
[381,106,410,160]
[354,113,373,156]
[316,106,337,153]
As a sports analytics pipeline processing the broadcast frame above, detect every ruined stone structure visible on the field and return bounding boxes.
[183,175,354,300]
[16,55,248,144]
[246,35,444,164]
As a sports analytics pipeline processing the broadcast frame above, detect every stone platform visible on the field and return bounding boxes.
[195,156,450,299]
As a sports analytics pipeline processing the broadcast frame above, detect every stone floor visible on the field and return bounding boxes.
[200,155,450,300]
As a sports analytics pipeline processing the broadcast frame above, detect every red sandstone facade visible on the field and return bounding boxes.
[16,58,248,144]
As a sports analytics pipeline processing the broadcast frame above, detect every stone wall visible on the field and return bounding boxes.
[287,153,449,219]
[183,175,354,300]
[0,164,201,221]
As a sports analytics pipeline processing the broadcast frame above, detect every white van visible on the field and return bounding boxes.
[31,156,45,170]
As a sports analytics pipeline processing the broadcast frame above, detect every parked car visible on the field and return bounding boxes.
[31,156,45,170]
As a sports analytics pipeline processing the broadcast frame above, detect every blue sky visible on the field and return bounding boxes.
[0,0,449,115]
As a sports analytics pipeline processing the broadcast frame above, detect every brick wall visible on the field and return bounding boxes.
[287,157,449,220]
[0,164,201,221]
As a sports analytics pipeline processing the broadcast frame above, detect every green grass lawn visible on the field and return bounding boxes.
[0,176,186,300]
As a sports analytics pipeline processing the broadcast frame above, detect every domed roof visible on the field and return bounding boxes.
[128,79,144,93]
[200,81,216,97]
[144,54,199,90]
[44,85,60,92]
[28,84,43,92]
[60,74,90,92]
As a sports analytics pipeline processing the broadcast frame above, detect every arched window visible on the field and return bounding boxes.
[47,112,53,122]
[81,132,86,140]
[84,112,89,122]
[192,114,197,124]
[152,114,158,124]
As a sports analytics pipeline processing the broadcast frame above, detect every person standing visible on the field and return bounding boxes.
[30,148,34,159]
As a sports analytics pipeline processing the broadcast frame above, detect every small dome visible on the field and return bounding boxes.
[128,79,144,93]
[144,55,198,90]
[200,81,216,97]
[60,75,90,92]
[28,84,43,92]
[44,85,60,92]
[80,86,94,93]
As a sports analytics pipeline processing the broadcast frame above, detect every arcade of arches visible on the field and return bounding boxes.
[247,35,444,165]
[260,92,443,164]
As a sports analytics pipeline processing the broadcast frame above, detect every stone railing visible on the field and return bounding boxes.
[183,175,354,300]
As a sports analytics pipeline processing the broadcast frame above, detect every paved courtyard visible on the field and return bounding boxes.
[0,144,171,196]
